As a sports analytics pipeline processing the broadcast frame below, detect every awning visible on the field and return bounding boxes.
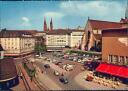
[96,63,128,78]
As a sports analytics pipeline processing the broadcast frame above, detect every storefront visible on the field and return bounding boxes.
[95,63,128,84]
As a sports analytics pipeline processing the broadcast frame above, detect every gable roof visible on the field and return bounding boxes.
[88,19,122,30]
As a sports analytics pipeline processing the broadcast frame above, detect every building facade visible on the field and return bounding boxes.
[70,30,84,48]
[81,18,122,52]
[102,28,128,65]
[46,29,71,51]
[34,32,45,46]
[46,29,84,51]
[0,29,36,57]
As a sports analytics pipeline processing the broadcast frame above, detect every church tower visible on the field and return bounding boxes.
[120,0,128,27]
[125,0,128,19]
[50,18,53,31]
[43,17,47,32]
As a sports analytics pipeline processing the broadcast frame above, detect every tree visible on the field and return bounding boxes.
[35,45,46,57]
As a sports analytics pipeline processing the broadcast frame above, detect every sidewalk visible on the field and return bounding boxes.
[12,77,26,91]
[74,71,128,90]
[35,65,62,90]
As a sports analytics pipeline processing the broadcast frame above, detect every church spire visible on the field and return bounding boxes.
[125,0,128,19]
[44,17,47,31]
[50,18,53,31]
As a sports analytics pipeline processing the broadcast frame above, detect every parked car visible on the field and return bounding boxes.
[54,70,60,76]
[59,77,69,84]
[78,59,82,63]
[55,61,62,65]
[35,55,39,57]
[73,57,78,61]
[86,75,94,81]
[63,64,74,71]
[44,64,50,68]
[87,58,93,61]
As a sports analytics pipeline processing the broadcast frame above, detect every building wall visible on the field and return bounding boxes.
[102,31,128,65]
[81,21,93,50]
[46,34,70,47]
[0,37,35,56]
[70,31,84,47]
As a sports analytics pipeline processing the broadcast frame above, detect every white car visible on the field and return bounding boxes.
[78,59,82,63]
[54,70,60,76]
[35,55,39,57]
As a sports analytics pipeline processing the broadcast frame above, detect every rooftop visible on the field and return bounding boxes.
[0,29,37,38]
[88,19,122,30]
[0,58,17,81]
[46,29,84,35]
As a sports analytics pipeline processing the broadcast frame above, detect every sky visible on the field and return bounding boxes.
[0,0,127,31]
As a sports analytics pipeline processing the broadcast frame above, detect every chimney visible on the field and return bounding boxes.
[0,44,4,59]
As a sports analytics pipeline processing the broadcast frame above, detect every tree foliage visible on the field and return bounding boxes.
[35,45,46,54]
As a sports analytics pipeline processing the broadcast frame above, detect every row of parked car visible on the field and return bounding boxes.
[54,52,101,64]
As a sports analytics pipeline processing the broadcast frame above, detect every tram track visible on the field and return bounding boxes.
[16,64,31,91]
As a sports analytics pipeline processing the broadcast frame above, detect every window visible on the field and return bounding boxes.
[119,56,125,65]
[126,56,128,65]
[109,55,113,63]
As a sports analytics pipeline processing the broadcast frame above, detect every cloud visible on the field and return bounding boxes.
[21,17,31,26]
[43,12,64,19]
[60,1,124,19]
[22,17,29,22]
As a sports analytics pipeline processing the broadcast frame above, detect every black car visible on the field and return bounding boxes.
[44,64,50,68]
[59,77,68,84]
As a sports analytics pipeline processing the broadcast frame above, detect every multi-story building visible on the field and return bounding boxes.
[102,28,128,65]
[95,28,128,82]
[0,29,36,57]
[46,29,71,51]
[46,29,84,51]
[70,30,84,48]
[81,18,122,52]
[34,31,45,46]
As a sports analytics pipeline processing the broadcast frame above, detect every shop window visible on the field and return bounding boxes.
[109,55,113,63]
[119,56,125,65]
[126,56,128,65]
[112,55,118,64]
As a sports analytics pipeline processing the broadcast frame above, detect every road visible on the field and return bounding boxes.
[34,52,86,90]
[35,61,85,90]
